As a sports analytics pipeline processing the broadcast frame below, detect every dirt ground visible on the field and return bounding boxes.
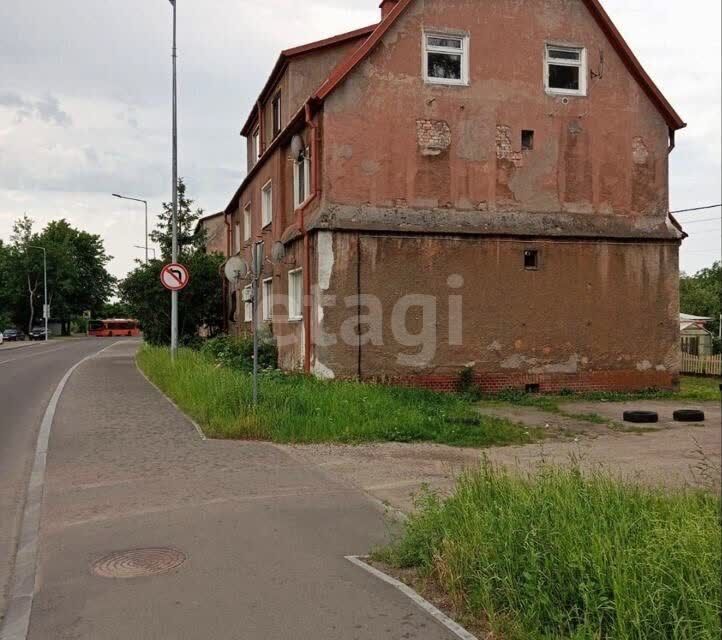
[280,400,721,514]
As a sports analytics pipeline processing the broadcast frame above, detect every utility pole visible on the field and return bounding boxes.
[28,245,48,342]
[170,0,179,360]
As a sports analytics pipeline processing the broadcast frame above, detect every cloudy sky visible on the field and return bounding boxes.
[0,0,719,281]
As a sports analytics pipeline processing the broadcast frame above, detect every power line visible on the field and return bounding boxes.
[681,217,721,225]
[670,204,721,214]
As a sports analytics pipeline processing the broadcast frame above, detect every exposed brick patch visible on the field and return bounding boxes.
[496,125,523,167]
[371,370,677,394]
[416,119,451,156]
[632,136,649,165]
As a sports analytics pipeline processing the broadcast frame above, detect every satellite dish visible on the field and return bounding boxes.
[271,241,286,262]
[290,134,305,161]
[224,256,248,282]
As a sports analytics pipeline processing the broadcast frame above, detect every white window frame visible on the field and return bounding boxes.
[288,268,303,321]
[243,204,251,242]
[252,127,261,162]
[243,285,253,322]
[262,277,273,321]
[293,150,311,209]
[544,44,587,97]
[233,220,241,254]
[423,32,469,86]
[261,180,273,228]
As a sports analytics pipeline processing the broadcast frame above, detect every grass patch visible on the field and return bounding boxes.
[376,464,721,640]
[478,375,721,426]
[137,346,540,446]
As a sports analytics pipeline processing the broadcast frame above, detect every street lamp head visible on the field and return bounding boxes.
[112,193,122,198]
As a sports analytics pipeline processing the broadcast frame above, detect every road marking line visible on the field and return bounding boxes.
[134,358,207,441]
[0,341,125,640]
[0,345,67,365]
[345,555,479,640]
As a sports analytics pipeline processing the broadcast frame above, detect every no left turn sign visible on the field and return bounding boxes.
[160,263,190,291]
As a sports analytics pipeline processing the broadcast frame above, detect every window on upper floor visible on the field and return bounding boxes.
[252,127,261,163]
[261,180,273,227]
[243,204,251,242]
[272,92,282,138]
[233,220,241,254]
[423,33,469,85]
[293,149,311,209]
[545,44,587,96]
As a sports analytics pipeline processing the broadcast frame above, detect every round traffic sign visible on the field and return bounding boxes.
[160,262,190,291]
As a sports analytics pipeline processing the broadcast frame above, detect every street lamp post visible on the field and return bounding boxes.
[134,245,156,259]
[169,0,179,360]
[112,194,149,263]
[28,245,48,342]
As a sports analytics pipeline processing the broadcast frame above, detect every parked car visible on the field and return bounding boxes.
[29,327,48,341]
[2,328,25,342]
[0,332,3,345]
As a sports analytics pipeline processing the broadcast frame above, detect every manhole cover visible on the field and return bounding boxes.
[91,548,186,578]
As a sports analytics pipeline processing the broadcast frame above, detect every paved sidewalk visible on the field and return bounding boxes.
[28,342,455,639]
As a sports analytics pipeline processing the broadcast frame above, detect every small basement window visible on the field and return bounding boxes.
[545,44,586,96]
[521,130,534,151]
[423,33,469,85]
[524,249,539,270]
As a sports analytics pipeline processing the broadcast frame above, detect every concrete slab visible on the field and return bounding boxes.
[28,342,457,639]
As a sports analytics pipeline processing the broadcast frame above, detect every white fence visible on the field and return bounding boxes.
[680,353,722,376]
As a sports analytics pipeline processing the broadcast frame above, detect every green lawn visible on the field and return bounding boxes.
[137,346,539,446]
[376,464,721,640]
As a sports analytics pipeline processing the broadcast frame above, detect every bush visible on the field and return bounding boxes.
[200,334,277,372]
[379,464,721,640]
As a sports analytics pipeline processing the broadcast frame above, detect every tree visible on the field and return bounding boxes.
[0,216,115,334]
[150,178,207,259]
[119,252,224,345]
[0,240,14,330]
[680,261,721,352]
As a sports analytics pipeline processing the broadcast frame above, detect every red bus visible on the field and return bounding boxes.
[88,319,141,337]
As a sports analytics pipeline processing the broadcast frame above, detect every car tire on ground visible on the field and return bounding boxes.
[623,410,659,424]
[672,409,705,422]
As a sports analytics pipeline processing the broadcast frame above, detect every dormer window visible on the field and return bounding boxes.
[272,92,282,137]
[423,33,469,85]
[545,44,587,96]
[252,127,261,163]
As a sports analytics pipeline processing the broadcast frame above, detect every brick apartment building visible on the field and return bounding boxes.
[219,0,686,392]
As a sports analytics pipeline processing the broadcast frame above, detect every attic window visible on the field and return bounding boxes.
[545,44,586,96]
[252,127,261,163]
[272,93,281,137]
[424,33,469,85]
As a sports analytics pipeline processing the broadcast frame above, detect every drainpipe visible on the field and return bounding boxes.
[299,103,321,373]
[667,127,676,153]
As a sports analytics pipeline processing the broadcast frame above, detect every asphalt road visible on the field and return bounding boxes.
[0,338,120,630]
[2,340,459,639]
